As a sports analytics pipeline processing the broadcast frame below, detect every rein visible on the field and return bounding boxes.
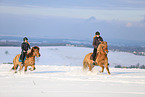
[101,45,108,54]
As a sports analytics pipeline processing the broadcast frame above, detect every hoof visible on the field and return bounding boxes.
[29,67,36,71]
[99,71,103,73]
[24,69,27,72]
[108,72,111,75]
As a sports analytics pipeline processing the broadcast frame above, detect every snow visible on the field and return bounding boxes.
[1,46,145,67]
[0,46,145,97]
[0,64,145,97]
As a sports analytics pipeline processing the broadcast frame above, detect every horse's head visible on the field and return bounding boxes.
[31,46,41,57]
[98,41,108,54]
[27,46,41,58]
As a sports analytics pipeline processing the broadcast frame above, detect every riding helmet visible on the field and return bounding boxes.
[95,31,100,35]
[23,37,28,41]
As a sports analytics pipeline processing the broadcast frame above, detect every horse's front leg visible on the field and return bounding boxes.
[100,66,104,73]
[97,61,104,73]
[105,66,110,75]
[104,63,110,75]
[29,64,36,71]
[104,60,111,75]
[32,65,36,70]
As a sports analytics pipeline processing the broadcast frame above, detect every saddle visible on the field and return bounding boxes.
[19,54,26,62]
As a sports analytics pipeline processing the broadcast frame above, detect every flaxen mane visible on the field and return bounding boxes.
[27,46,40,58]
[26,48,33,58]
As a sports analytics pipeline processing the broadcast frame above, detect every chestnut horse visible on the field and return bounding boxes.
[83,41,110,74]
[12,46,40,73]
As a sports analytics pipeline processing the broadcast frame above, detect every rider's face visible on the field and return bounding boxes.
[96,35,100,37]
[25,40,28,42]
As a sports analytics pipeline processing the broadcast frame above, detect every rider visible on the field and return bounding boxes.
[92,31,103,65]
[21,37,31,64]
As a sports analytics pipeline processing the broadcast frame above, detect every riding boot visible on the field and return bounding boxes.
[93,52,98,65]
[21,55,24,64]
[22,60,24,64]
[21,52,26,64]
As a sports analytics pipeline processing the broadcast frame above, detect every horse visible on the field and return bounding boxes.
[83,41,110,75]
[11,46,41,73]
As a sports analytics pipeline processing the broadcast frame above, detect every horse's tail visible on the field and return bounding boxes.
[83,53,92,71]
[11,54,20,70]
[83,59,88,71]
[11,57,16,70]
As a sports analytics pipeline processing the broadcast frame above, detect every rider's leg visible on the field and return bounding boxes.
[93,48,97,65]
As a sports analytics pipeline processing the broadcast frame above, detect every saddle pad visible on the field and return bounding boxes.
[19,55,26,62]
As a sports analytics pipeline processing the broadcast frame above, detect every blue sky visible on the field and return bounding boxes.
[0,0,145,42]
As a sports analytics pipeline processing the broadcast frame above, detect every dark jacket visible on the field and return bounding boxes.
[21,42,31,52]
[93,36,103,48]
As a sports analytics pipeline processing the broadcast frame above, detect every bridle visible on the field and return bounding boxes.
[33,49,40,57]
[101,45,108,54]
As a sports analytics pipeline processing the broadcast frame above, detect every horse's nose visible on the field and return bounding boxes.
[39,54,41,57]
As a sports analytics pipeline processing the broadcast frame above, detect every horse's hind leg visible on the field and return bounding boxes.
[11,65,18,70]
[18,63,23,71]
[11,66,14,70]
[19,65,23,71]
[12,64,18,73]
[89,63,94,71]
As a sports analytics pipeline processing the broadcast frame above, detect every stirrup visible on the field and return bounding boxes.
[93,61,98,65]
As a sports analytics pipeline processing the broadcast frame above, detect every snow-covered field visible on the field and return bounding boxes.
[1,46,145,66]
[0,46,145,97]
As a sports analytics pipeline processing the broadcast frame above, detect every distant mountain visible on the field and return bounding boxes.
[86,16,97,22]
[1,35,145,47]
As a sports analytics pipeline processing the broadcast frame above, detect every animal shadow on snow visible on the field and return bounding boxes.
[111,71,141,75]
[33,71,66,74]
